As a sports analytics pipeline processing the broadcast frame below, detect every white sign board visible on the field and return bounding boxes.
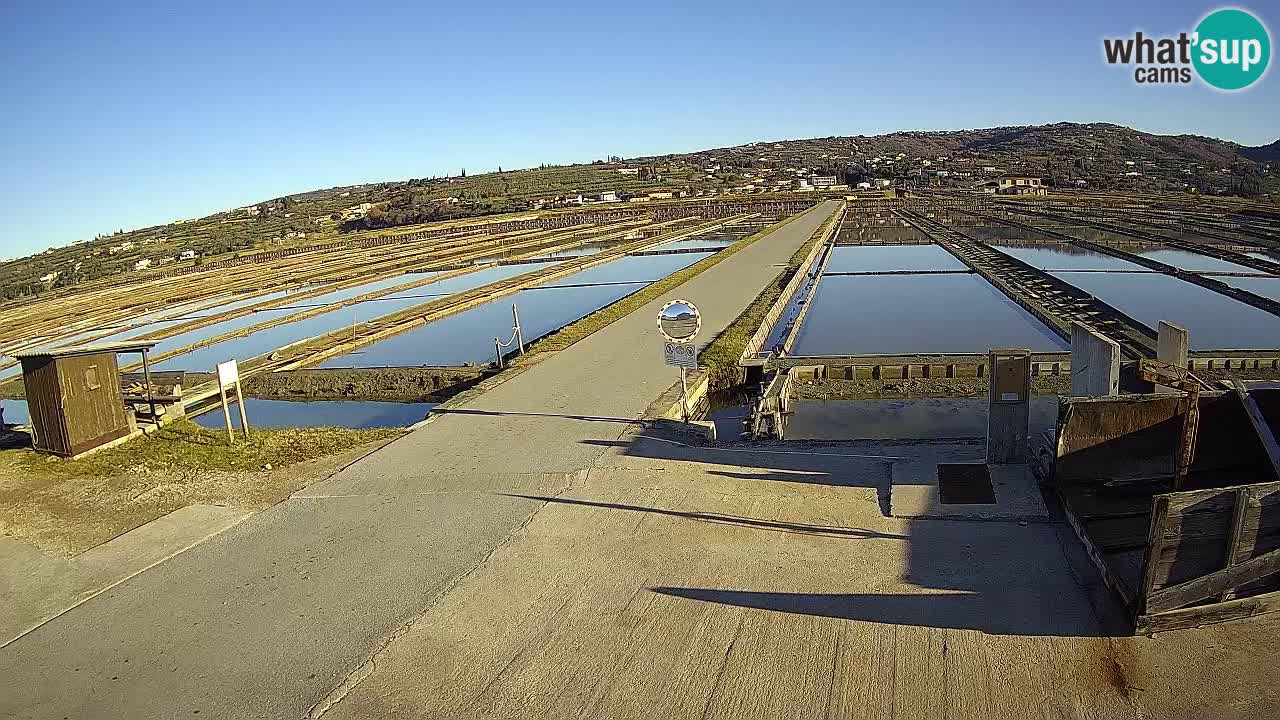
[216,359,239,389]
[663,341,698,368]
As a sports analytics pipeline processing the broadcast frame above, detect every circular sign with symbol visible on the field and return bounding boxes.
[658,299,701,343]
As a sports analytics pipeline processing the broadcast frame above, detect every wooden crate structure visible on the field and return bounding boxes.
[1052,389,1280,633]
[14,341,158,458]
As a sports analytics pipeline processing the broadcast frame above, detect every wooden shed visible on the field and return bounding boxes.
[13,341,158,458]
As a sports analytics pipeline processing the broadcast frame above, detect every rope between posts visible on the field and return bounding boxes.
[496,328,520,349]
[494,303,524,368]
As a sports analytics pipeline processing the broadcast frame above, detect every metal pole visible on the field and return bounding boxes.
[140,349,158,425]
[512,303,524,355]
[494,338,504,369]
[680,366,689,424]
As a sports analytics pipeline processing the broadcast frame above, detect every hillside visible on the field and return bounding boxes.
[644,122,1277,195]
[1241,140,1280,164]
[2,122,1276,303]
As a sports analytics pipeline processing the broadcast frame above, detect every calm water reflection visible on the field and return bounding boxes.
[1,398,28,426]
[194,398,435,429]
[991,244,1144,272]
[825,245,965,273]
[1051,271,1280,349]
[320,252,709,367]
[153,264,548,371]
[792,274,1067,355]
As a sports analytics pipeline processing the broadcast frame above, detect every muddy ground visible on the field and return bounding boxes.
[791,364,1280,401]
[240,367,489,402]
[792,374,1073,400]
[2,367,490,403]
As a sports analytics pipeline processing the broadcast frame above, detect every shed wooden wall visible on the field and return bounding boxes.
[56,353,130,456]
[22,357,67,455]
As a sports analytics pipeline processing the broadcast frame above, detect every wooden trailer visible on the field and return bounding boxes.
[1052,387,1280,633]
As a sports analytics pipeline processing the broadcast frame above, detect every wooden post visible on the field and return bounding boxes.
[1136,495,1170,623]
[1174,392,1201,491]
[1220,488,1252,602]
[513,303,524,355]
[219,384,234,445]
[140,348,158,424]
[679,366,689,424]
[234,379,250,439]
[1232,380,1280,481]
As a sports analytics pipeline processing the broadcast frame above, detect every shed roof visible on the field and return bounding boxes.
[12,340,159,360]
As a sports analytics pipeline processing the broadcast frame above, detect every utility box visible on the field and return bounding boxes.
[13,341,157,458]
[987,348,1031,464]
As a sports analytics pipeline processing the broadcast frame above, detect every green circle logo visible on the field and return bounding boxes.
[1193,8,1271,90]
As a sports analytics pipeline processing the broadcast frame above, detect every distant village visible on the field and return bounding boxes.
[12,122,1271,299]
[524,155,1055,211]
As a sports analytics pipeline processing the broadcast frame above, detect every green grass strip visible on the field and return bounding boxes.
[18,420,400,478]
[698,209,837,388]
[520,212,807,359]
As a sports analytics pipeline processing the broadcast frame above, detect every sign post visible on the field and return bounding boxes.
[513,303,524,355]
[216,359,250,444]
[657,299,702,424]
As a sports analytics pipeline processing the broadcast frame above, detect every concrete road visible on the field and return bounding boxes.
[0,201,842,719]
[320,429,1280,720]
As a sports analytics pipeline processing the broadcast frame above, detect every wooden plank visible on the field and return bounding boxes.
[1064,488,1156,520]
[120,370,185,385]
[1233,380,1280,482]
[1083,515,1154,551]
[1157,502,1239,542]
[1105,549,1147,594]
[1135,495,1170,619]
[1137,588,1280,634]
[1141,483,1280,593]
[1160,481,1280,513]
[1060,488,1137,607]
[1146,546,1280,613]
[1221,488,1252,601]
[1234,487,1280,561]
[1173,390,1201,491]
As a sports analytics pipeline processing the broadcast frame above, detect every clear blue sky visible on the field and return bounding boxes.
[2,0,1275,256]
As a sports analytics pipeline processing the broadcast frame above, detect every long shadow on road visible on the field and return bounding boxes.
[499,493,906,541]
[648,515,1113,638]
[433,408,641,424]
[585,421,1111,638]
[579,422,911,491]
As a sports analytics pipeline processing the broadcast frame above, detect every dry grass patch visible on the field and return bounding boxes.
[0,421,401,554]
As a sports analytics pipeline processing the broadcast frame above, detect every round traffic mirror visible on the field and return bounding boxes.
[658,299,701,342]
